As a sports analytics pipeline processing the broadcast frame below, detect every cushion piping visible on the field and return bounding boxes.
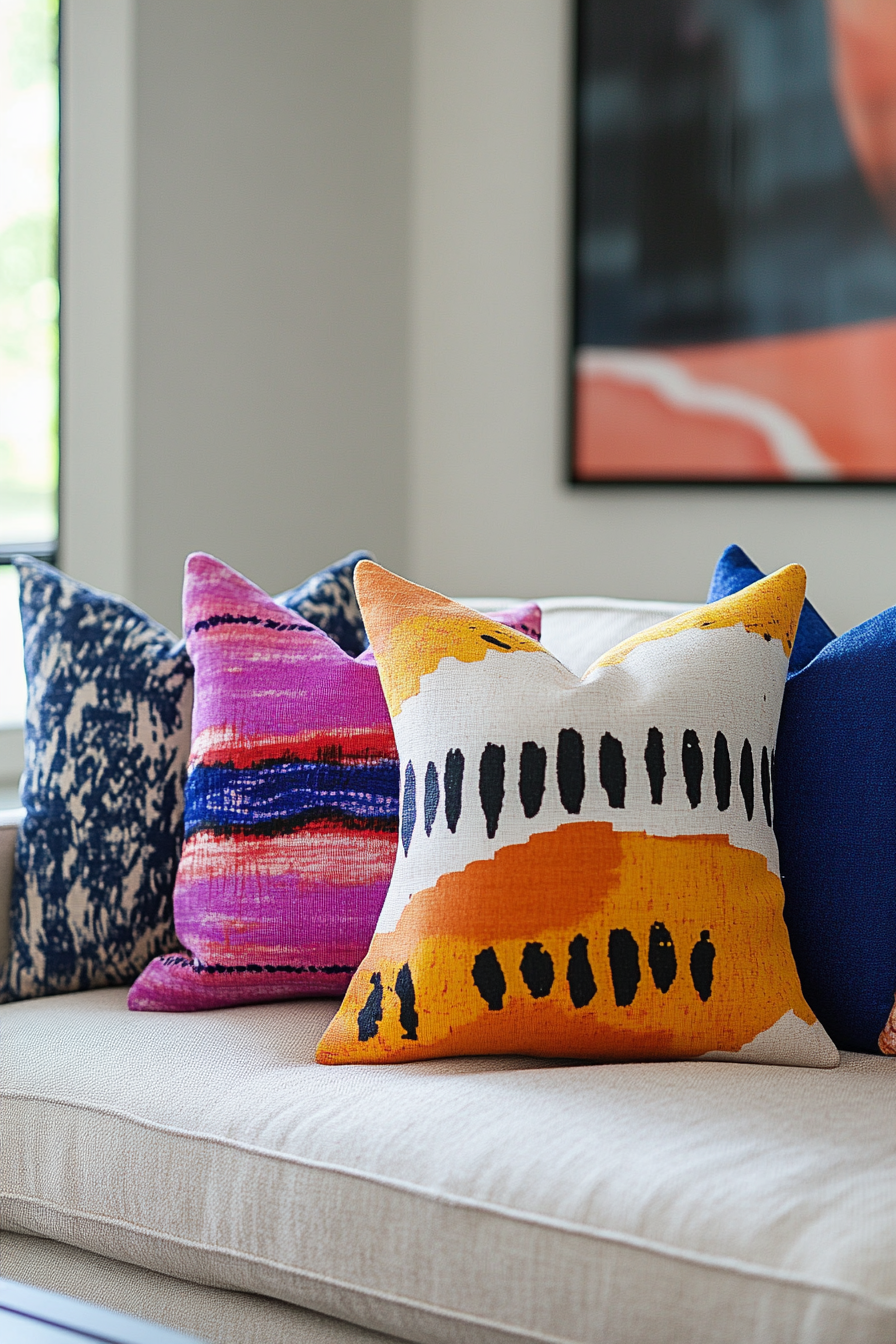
[4,1090,894,1314]
[1,1193,607,1344]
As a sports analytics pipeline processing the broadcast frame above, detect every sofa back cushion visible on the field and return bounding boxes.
[472,595,693,678]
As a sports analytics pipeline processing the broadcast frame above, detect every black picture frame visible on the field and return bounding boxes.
[569,0,896,486]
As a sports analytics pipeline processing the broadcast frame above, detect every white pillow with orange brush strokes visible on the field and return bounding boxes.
[317,561,838,1069]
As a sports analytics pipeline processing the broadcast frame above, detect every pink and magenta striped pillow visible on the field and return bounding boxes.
[129,554,540,1010]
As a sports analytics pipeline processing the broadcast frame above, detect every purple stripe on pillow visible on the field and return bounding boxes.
[171,828,398,965]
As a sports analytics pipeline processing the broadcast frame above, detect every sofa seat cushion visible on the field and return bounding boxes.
[4,1233,403,1344]
[3,991,896,1344]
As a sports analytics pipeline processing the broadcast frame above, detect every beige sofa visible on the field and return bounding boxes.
[3,597,896,1344]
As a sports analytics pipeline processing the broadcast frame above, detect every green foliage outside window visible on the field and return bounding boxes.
[0,0,58,549]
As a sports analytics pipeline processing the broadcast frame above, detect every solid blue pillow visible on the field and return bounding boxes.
[707,546,896,1054]
[707,544,835,674]
[775,612,896,1054]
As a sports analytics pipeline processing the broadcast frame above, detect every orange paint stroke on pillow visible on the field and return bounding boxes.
[316,821,816,1066]
[355,561,544,716]
[588,564,805,672]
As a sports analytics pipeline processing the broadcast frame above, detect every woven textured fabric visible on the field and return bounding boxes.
[129,555,540,1011]
[3,1235,395,1344]
[276,550,373,657]
[707,544,835,674]
[317,563,838,1068]
[5,991,892,1344]
[709,552,896,1056]
[0,560,193,1002]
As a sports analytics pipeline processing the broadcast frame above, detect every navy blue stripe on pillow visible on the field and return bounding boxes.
[184,758,399,836]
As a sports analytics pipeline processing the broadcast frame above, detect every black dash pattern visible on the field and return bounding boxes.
[557,729,586,813]
[395,962,419,1039]
[444,749,464,833]
[690,931,715,1002]
[567,934,597,1008]
[599,733,626,808]
[472,947,506,1010]
[681,730,703,809]
[520,942,555,998]
[713,732,731,811]
[519,741,547,818]
[644,727,665,804]
[608,928,641,1007]
[648,921,677,993]
[357,972,384,1041]
[740,739,755,821]
[479,743,506,839]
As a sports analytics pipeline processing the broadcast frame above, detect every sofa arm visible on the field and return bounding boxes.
[0,809,23,968]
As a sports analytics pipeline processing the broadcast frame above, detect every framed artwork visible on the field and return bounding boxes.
[571,0,896,483]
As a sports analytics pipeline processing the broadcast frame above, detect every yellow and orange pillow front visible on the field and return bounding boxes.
[316,562,838,1069]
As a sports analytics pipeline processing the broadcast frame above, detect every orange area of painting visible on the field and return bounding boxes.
[589,564,804,670]
[355,562,543,716]
[827,0,896,233]
[316,821,815,1065]
[575,320,896,481]
[575,367,785,479]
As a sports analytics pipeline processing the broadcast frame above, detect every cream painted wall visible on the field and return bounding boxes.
[59,0,896,639]
[61,0,412,634]
[59,0,135,601]
[408,0,896,634]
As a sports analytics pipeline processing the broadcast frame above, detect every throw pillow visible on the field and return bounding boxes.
[316,563,838,1068]
[276,549,372,655]
[0,559,193,1001]
[128,554,540,1011]
[706,550,896,1055]
[707,544,835,673]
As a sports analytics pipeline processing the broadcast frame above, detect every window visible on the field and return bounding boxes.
[0,0,58,556]
[0,0,57,785]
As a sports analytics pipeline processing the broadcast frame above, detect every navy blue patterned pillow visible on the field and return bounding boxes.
[275,550,374,657]
[1,553,379,1001]
[0,560,194,1000]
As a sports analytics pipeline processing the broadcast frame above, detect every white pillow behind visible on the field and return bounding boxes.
[464,595,694,677]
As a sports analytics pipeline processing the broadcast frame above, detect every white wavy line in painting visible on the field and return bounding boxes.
[578,349,841,480]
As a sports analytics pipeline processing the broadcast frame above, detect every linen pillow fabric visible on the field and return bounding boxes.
[275,549,373,656]
[316,563,838,1068]
[707,549,896,1056]
[129,554,541,1011]
[0,559,193,1002]
[707,544,835,674]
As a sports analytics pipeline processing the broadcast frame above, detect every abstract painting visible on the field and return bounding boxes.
[572,0,896,482]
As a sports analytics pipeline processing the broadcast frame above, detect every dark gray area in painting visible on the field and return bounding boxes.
[574,0,896,349]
